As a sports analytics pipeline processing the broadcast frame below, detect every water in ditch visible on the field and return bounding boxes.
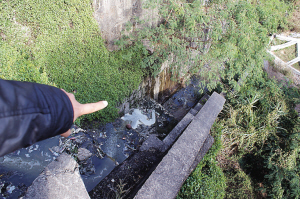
[0,75,205,198]
[0,98,177,199]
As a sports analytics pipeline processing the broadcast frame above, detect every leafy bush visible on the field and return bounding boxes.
[221,73,300,198]
[172,0,294,198]
[261,87,300,198]
[221,74,287,151]
[119,0,290,91]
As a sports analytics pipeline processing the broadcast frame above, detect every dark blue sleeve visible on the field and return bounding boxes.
[0,79,74,157]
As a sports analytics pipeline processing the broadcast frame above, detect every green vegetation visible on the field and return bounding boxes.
[0,0,145,122]
[119,0,290,90]
[142,0,300,198]
[179,74,300,198]
[1,0,300,198]
[222,75,300,198]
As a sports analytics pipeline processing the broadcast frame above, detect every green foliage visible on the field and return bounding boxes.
[178,161,226,199]
[204,0,289,91]
[221,74,287,151]
[220,73,300,198]
[0,0,144,122]
[177,123,226,199]
[165,1,294,198]
[119,0,290,92]
[261,88,300,198]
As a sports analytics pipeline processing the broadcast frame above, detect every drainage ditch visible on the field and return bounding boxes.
[0,76,205,199]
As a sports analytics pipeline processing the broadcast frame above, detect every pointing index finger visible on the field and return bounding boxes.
[80,101,108,116]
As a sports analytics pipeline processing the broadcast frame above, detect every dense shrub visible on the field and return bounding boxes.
[222,74,300,198]
[119,0,290,91]
[173,0,295,198]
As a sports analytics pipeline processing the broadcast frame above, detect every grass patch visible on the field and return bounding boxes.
[292,61,300,71]
[0,0,145,123]
[218,154,256,199]
[273,44,297,63]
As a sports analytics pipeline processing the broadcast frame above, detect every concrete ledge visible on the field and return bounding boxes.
[188,108,198,116]
[134,92,225,199]
[193,103,203,112]
[189,134,214,173]
[162,113,194,152]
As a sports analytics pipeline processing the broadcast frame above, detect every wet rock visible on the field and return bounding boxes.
[126,124,132,129]
[25,153,90,199]
[140,135,164,152]
[79,158,95,176]
[0,182,4,193]
[0,182,15,198]
[77,148,93,161]
[101,123,127,164]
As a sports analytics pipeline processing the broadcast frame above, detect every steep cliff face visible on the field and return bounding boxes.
[92,0,159,51]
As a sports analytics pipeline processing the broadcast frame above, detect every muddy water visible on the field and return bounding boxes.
[0,137,60,198]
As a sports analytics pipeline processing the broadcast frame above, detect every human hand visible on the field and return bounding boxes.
[60,89,108,137]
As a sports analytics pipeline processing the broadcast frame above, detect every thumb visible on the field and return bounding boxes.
[61,129,71,137]
[79,101,108,117]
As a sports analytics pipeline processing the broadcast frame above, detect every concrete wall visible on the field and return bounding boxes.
[92,0,159,51]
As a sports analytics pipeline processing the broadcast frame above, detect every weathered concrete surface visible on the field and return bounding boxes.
[140,134,164,152]
[134,92,225,199]
[189,134,214,173]
[92,0,159,51]
[162,113,194,152]
[188,108,198,116]
[25,153,90,199]
[162,93,211,152]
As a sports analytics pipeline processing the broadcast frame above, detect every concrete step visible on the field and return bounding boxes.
[161,93,211,152]
[134,92,225,199]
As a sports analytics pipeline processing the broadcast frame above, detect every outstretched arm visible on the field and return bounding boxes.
[0,79,108,157]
